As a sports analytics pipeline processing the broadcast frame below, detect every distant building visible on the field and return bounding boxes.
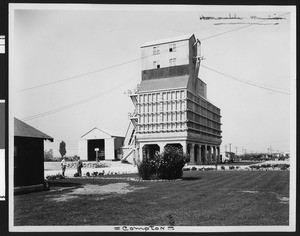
[14,118,53,193]
[124,34,222,164]
[220,151,235,163]
[78,127,124,161]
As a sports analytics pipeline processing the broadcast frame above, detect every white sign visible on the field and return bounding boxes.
[94,148,99,151]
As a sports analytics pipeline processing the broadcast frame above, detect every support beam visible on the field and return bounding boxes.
[195,145,200,165]
[198,144,203,165]
[207,145,212,164]
[212,146,216,163]
[158,143,165,153]
[217,146,221,163]
[189,144,195,164]
[201,144,207,164]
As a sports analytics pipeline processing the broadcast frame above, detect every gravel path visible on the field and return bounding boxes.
[44,161,138,178]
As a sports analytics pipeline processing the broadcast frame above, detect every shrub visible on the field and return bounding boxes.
[44,149,54,161]
[279,164,290,170]
[154,145,187,180]
[221,166,225,170]
[249,165,260,170]
[137,145,187,180]
[204,167,215,171]
[229,166,235,170]
[137,157,156,180]
[86,172,90,177]
[46,173,64,180]
[191,167,197,171]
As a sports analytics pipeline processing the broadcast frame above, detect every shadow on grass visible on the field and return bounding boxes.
[181,177,201,181]
[49,181,83,187]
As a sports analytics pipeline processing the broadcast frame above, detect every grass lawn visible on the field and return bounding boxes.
[14,170,289,226]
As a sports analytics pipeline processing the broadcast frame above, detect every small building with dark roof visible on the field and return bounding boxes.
[14,118,53,193]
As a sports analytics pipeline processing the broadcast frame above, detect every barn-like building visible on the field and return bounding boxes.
[78,127,124,161]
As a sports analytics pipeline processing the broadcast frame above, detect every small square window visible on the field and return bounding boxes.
[153,61,160,69]
[169,58,176,66]
[153,46,160,55]
[169,43,176,52]
[153,61,157,68]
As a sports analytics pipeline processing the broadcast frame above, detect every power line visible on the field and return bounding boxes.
[21,76,134,121]
[201,64,290,95]
[16,12,289,93]
[16,58,142,93]
[19,12,290,121]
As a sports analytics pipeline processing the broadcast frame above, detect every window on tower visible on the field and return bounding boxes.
[153,46,160,55]
[169,43,176,52]
[169,58,176,66]
[153,61,160,69]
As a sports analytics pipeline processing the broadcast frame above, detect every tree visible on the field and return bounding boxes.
[59,141,66,158]
[44,149,54,161]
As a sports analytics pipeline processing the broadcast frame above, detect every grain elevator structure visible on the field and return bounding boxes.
[122,34,222,165]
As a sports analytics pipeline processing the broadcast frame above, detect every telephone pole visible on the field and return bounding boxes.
[229,143,232,153]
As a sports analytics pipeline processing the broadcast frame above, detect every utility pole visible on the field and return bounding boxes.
[229,143,232,153]
[235,146,238,155]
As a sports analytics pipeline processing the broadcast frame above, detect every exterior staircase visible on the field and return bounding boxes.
[120,84,139,164]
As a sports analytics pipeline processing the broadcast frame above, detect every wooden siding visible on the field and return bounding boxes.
[141,64,189,80]
[14,137,44,187]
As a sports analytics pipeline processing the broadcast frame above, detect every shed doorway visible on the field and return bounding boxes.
[88,139,105,161]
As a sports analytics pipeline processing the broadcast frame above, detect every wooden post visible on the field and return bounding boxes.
[95,148,99,162]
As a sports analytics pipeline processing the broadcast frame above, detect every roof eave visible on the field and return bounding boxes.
[141,34,195,48]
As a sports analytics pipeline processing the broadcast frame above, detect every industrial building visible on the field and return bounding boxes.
[123,34,222,164]
[78,127,124,161]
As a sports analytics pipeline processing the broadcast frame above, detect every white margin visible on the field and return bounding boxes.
[8,3,296,233]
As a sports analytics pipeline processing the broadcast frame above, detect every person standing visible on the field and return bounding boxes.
[76,157,83,177]
[61,157,67,177]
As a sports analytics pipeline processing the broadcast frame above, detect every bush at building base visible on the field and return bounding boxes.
[137,145,187,180]
[137,157,156,180]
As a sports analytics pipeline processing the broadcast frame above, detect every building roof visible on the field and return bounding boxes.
[138,75,189,92]
[14,118,54,141]
[141,34,195,48]
[81,127,124,139]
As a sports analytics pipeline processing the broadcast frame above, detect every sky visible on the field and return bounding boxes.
[10,4,295,157]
